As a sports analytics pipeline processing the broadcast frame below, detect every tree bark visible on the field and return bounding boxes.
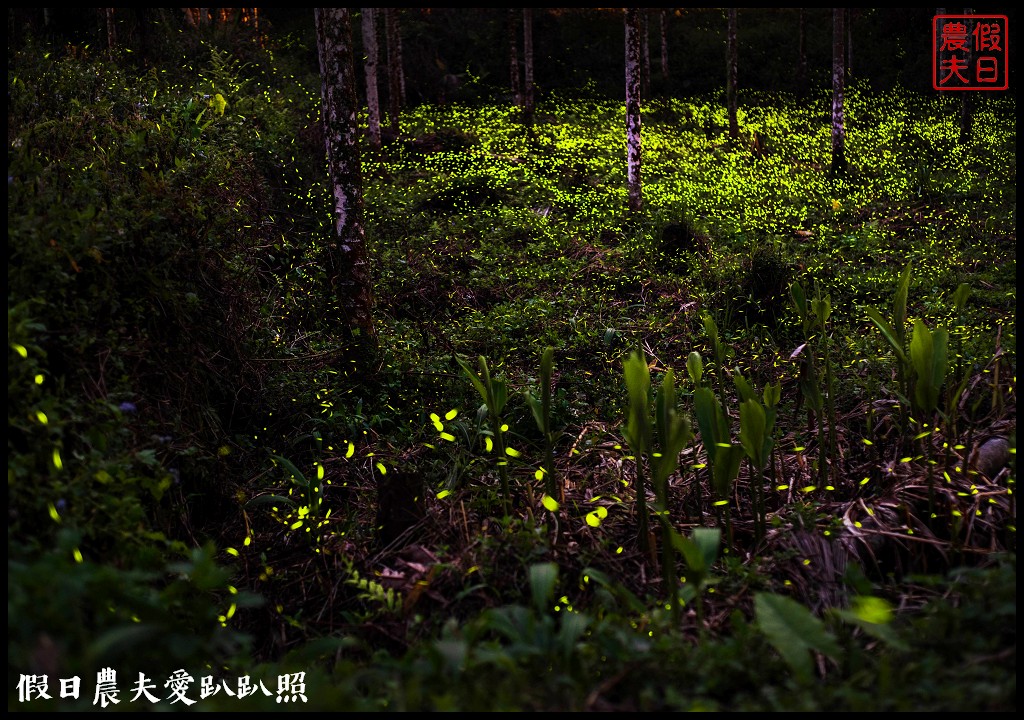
[104,8,116,51]
[960,7,973,143]
[659,9,669,85]
[523,8,535,124]
[362,8,381,150]
[315,8,376,340]
[625,8,642,213]
[640,9,651,98]
[796,8,807,98]
[508,8,521,106]
[385,8,405,134]
[726,8,739,140]
[830,7,847,177]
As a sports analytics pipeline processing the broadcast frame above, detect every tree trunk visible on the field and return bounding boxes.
[846,8,854,76]
[523,8,535,125]
[385,8,405,134]
[830,7,846,178]
[104,8,116,50]
[726,8,739,140]
[796,8,807,98]
[625,8,642,213]
[315,8,376,341]
[361,8,381,150]
[508,8,521,106]
[659,9,669,85]
[960,8,973,143]
[640,9,651,99]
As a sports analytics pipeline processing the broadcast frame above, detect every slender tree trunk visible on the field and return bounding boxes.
[830,7,846,177]
[362,8,381,150]
[104,8,116,50]
[796,8,807,98]
[385,7,405,133]
[640,9,651,98]
[659,9,669,85]
[960,7,973,143]
[315,8,376,341]
[625,8,642,213]
[508,8,521,106]
[726,8,739,140]
[523,8,535,125]
[846,8,854,76]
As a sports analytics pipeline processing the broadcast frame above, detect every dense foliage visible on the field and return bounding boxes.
[8,10,1015,712]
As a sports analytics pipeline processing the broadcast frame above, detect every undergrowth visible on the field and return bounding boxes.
[8,19,1015,712]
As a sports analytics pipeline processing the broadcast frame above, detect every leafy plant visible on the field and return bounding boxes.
[621,350,695,621]
[524,346,560,503]
[457,354,521,517]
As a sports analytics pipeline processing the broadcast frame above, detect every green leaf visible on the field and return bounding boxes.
[865,306,909,364]
[739,399,767,469]
[456,355,488,403]
[790,281,807,318]
[732,368,756,404]
[623,351,652,457]
[529,562,559,615]
[894,262,912,342]
[244,494,298,509]
[686,350,704,386]
[754,592,841,683]
[951,282,971,313]
[270,454,307,486]
[711,443,743,498]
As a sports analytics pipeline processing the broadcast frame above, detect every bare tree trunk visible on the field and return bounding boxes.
[523,8,535,125]
[796,8,807,97]
[640,9,651,98]
[659,9,669,84]
[508,8,521,106]
[625,8,642,213]
[830,7,847,178]
[362,8,381,150]
[385,8,404,135]
[105,8,116,50]
[315,8,376,341]
[846,8,854,76]
[960,7,973,143]
[727,8,739,140]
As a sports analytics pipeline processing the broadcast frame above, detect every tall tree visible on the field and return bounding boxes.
[361,8,381,149]
[315,8,376,340]
[796,8,807,97]
[508,8,522,106]
[385,8,405,135]
[640,9,652,98]
[830,7,846,177]
[726,8,739,140]
[625,8,643,213]
[960,7,974,144]
[523,8,535,124]
[659,9,670,85]
[104,8,116,51]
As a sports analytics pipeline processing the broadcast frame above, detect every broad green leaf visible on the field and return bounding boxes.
[754,592,841,683]
[865,306,909,364]
[244,494,297,509]
[732,368,756,404]
[894,262,912,342]
[951,282,971,313]
[686,350,704,386]
[270,454,307,485]
[529,562,559,615]
[711,443,743,498]
[739,399,767,469]
[456,355,488,403]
